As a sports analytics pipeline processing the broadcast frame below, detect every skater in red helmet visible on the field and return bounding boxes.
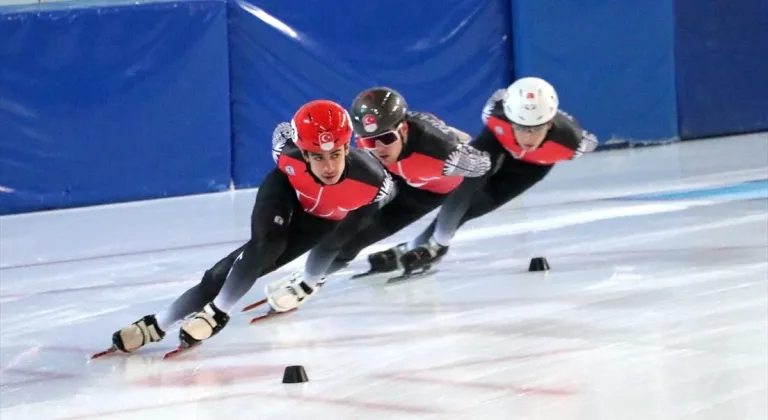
[99,100,395,357]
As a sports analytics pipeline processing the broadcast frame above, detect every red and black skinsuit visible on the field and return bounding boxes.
[332,111,492,265]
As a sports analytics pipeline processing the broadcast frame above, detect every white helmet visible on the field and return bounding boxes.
[502,77,559,126]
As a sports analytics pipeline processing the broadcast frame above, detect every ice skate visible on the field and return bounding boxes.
[164,303,229,359]
[351,243,408,279]
[92,315,165,359]
[392,238,448,282]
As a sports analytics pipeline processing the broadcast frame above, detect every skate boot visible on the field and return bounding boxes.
[178,302,230,347]
[367,242,409,273]
[400,238,449,274]
[112,315,166,353]
[350,243,408,279]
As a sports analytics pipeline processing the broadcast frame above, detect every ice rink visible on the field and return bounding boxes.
[1,134,767,420]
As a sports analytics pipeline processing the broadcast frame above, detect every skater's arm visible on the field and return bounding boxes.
[271,122,293,163]
[408,111,491,178]
[442,142,492,178]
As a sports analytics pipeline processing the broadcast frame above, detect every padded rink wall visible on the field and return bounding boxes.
[674,0,768,139]
[227,0,512,187]
[511,0,679,146]
[0,0,232,215]
[0,0,766,214]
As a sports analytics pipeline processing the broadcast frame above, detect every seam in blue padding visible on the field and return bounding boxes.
[618,180,768,201]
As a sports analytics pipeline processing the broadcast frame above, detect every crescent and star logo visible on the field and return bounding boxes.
[318,131,335,151]
[362,114,378,133]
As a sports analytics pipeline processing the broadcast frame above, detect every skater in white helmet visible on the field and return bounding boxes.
[398,76,598,276]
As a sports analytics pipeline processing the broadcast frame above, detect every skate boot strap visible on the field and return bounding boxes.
[424,237,448,258]
[180,303,230,343]
[113,315,165,353]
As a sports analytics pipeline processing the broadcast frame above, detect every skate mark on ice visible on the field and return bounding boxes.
[3,245,763,300]
[56,389,442,419]
[134,364,287,387]
[375,348,587,397]
[0,277,197,300]
[9,186,759,272]
[1,195,605,271]
[377,374,578,396]
[0,368,78,389]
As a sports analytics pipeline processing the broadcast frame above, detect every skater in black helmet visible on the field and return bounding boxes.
[316,87,492,279]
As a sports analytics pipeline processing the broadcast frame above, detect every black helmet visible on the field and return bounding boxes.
[349,87,408,136]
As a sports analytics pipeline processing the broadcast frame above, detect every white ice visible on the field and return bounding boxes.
[1,134,767,420]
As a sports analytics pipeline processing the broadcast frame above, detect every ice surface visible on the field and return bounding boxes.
[1,134,767,420]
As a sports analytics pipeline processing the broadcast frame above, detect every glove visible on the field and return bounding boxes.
[265,272,323,312]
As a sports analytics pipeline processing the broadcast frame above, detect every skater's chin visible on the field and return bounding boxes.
[320,174,341,184]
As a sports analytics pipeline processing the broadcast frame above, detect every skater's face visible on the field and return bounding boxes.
[513,122,551,152]
[305,145,349,185]
[359,122,408,165]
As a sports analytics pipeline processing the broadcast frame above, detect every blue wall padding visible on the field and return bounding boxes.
[674,0,768,139]
[1,0,766,215]
[0,0,232,215]
[510,0,679,145]
[227,0,513,187]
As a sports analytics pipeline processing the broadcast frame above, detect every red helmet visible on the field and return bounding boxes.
[291,100,353,153]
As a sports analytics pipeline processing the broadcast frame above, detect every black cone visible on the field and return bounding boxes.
[282,365,309,383]
[528,257,550,272]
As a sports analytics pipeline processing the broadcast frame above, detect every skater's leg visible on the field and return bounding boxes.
[179,210,338,345]
[209,172,305,313]
[409,187,496,248]
[263,209,342,277]
[175,170,311,345]
[462,159,553,222]
[333,209,385,263]
[302,201,382,281]
[111,244,249,353]
[400,145,551,273]
[110,169,296,352]
[418,129,507,247]
[432,159,552,246]
[396,175,493,272]
[155,244,246,331]
[337,188,441,258]
[410,219,436,247]
[412,162,549,248]
[328,188,445,275]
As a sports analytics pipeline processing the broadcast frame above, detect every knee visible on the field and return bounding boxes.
[231,237,286,280]
[249,231,288,258]
[198,274,224,303]
[199,246,244,294]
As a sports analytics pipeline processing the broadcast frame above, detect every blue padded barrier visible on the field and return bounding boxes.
[2,0,767,216]
[510,0,679,146]
[227,0,513,187]
[0,0,232,215]
[675,0,768,139]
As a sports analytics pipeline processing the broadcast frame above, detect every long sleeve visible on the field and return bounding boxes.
[442,143,493,178]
